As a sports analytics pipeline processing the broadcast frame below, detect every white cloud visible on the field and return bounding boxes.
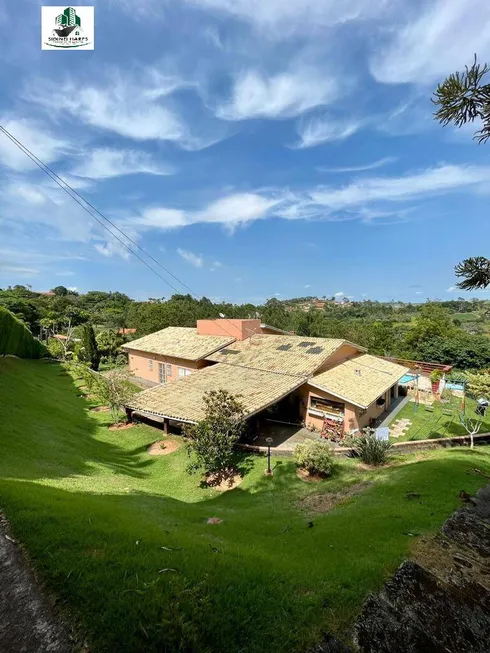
[0,118,70,171]
[71,148,175,179]
[446,286,457,293]
[305,284,311,288]
[318,157,397,173]
[210,260,222,271]
[334,291,344,297]
[0,262,39,278]
[415,291,423,295]
[309,165,490,211]
[67,286,77,292]
[131,192,282,231]
[184,0,384,36]
[295,115,361,148]
[94,241,130,260]
[177,248,204,267]
[25,72,221,150]
[370,0,490,84]
[217,68,338,120]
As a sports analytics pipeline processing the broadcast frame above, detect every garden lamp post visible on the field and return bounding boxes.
[265,437,273,476]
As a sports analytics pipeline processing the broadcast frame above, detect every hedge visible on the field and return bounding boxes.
[0,306,46,359]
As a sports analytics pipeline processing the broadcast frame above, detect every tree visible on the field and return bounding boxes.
[80,324,100,370]
[406,303,454,349]
[51,285,69,296]
[89,368,136,425]
[96,329,123,360]
[433,56,490,290]
[184,390,245,484]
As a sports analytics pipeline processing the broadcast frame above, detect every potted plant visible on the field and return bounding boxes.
[430,369,443,394]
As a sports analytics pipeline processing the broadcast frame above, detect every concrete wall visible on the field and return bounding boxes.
[127,350,207,384]
[196,319,262,341]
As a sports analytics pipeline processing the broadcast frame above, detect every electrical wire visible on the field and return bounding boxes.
[0,124,243,342]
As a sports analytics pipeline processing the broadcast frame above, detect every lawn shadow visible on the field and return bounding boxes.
[0,358,154,482]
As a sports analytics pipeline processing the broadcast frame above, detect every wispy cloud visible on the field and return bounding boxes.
[177,248,204,267]
[446,286,457,293]
[130,192,282,231]
[318,157,397,173]
[71,148,176,179]
[334,291,344,297]
[183,0,383,37]
[370,0,490,84]
[217,67,338,120]
[25,70,223,151]
[0,117,70,171]
[294,115,362,149]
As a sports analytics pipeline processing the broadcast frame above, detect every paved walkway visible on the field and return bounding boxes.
[389,418,412,439]
[0,514,74,652]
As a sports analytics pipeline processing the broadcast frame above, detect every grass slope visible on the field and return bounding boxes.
[1,358,490,652]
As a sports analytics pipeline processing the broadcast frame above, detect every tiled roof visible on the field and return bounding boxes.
[127,363,305,423]
[121,327,235,361]
[310,354,410,408]
[206,334,360,376]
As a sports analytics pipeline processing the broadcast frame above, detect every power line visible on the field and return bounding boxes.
[0,124,243,342]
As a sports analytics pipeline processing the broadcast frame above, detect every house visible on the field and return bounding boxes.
[124,319,409,436]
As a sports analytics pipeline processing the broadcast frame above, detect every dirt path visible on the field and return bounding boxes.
[0,514,75,652]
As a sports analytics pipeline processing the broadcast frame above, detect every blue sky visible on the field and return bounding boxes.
[1,0,490,303]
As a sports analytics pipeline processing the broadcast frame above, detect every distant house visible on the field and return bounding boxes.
[123,319,408,435]
[118,328,137,335]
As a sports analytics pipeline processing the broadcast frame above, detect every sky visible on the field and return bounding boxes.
[1,0,490,304]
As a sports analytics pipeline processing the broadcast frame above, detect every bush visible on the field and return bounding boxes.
[0,306,46,358]
[295,439,335,476]
[353,430,392,466]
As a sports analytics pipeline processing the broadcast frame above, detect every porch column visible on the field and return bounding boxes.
[163,418,169,434]
[125,408,133,423]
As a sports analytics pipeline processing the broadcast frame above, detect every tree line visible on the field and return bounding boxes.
[3,284,490,371]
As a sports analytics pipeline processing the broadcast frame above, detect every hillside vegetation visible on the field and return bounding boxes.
[0,306,45,358]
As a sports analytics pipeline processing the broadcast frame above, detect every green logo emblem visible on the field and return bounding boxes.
[54,7,81,38]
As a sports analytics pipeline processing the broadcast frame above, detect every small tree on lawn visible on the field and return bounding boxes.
[184,390,245,484]
[80,324,100,370]
[461,372,490,448]
[89,368,136,425]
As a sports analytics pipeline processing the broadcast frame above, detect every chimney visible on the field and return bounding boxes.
[196,319,262,341]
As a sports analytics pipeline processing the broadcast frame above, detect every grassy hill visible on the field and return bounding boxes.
[1,358,490,652]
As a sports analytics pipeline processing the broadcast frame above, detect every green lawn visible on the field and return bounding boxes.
[1,358,490,652]
[388,394,490,441]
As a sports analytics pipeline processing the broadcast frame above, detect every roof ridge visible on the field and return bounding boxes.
[216,360,308,378]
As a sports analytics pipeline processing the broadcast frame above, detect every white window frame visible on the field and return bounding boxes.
[178,367,191,378]
[158,362,166,384]
[148,359,153,371]
[166,363,172,377]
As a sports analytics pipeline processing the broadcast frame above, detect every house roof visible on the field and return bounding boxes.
[121,327,235,361]
[206,334,361,377]
[126,363,305,423]
[309,354,410,409]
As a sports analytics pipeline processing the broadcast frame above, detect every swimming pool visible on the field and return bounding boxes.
[445,382,465,391]
[399,373,417,384]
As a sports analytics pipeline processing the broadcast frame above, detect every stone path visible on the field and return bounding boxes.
[389,418,412,439]
[0,513,75,652]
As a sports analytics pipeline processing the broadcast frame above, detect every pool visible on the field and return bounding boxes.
[445,382,465,391]
[399,373,417,384]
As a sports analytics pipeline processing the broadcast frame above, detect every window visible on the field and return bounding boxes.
[310,396,344,417]
[148,359,153,371]
[166,363,172,377]
[158,362,165,384]
[178,367,191,378]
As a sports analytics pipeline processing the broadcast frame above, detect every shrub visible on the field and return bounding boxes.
[47,337,64,359]
[295,439,335,476]
[353,430,392,466]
